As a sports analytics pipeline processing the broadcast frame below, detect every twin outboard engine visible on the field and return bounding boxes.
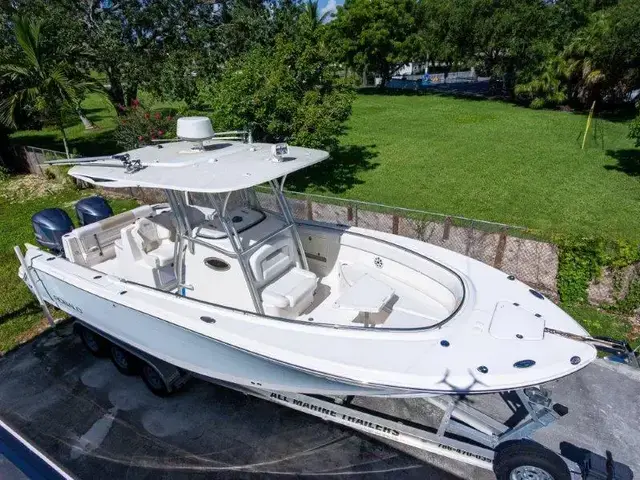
[75,196,113,226]
[31,196,113,255]
[31,209,74,254]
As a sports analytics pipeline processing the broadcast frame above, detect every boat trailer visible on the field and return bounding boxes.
[70,319,632,480]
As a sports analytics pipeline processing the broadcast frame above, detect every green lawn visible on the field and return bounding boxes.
[0,182,138,353]
[292,93,640,241]
[11,92,640,241]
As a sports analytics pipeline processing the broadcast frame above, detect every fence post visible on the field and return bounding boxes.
[465,220,475,256]
[306,199,313,221]
[392,215,399,234]
[493,227,508,269]
[24,148,43,175]
[443,216,452,241]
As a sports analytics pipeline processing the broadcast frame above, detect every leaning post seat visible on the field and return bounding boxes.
[118,217,175,268]
[62,206,154,266]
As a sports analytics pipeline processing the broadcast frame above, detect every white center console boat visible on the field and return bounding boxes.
[17,117,601,398]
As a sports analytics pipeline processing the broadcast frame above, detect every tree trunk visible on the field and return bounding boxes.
[58,121,70,159]
[126,84,138,106]
[77,106,94,130]
[107,70,126,111]
[0,128,8,169]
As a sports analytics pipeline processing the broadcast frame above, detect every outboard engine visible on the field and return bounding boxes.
[75,196,113,226]
[31,208,74,254]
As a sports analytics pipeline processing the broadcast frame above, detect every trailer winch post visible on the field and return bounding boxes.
[14,246,56,329]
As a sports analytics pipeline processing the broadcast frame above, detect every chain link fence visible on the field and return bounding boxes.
[10,146,73,175]
[256,189,559,298]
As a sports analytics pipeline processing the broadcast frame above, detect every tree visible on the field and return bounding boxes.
[43,0,224,108]
[416,0,478,73]
[302,0,331,30]
[563,0,640,105]
[202,23,355,150]
[332,0,418,85]
[472,0,552,94]
[514,49,568,108]
[0,17,101,157]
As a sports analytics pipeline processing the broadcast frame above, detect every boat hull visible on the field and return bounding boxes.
[26,266,428,397]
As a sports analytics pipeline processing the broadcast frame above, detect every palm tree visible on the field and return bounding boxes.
[563,13,609,104]
[0,17,101,157]
[302,0,332,30]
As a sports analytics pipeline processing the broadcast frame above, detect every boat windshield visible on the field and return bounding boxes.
[185,189,268,240]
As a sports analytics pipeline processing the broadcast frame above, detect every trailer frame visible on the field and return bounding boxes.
[73,319,584,480]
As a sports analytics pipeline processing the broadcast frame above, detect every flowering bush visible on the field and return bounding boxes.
[112,100,177,150]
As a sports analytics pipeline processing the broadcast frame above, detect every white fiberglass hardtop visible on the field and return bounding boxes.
[18,117,598,397]
[68,139,329,192]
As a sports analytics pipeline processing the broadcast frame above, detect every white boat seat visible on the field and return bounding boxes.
[250,234,318,318]
[262,267,318,311]
[115,220,177,290]
[250,236,298,287]
[126,218,175,268]
[133,218,174,268]
[62,205,154,267]
[340,263,452,322]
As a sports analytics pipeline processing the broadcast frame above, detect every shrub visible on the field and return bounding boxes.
[556,236,640,303]
[630,112,640,147]
[112,100,177,150]
[43,168,57,180]
[0,165,10,182]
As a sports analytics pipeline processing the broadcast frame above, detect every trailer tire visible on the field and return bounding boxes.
[494,440,570,480]
[78,325,109,357]
[140,363,172,397]
[110,344,139,375]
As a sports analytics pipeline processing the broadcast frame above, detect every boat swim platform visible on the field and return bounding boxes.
[0,323,638,480]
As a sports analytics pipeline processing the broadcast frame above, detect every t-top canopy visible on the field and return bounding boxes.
[68,140,329,193]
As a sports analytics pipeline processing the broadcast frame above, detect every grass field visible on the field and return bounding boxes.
[292,93,640,241]
[10,92,640,240]
[9,93,185,156]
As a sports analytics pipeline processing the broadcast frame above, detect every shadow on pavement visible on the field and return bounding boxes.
[560,442,634,480]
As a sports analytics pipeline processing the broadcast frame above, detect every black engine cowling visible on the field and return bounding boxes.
[75,196,113,226]
[31,208,74,253]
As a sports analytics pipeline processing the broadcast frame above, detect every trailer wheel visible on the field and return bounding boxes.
[110,345,138,375]
[494,440,570,480]
[140,363,171,397]
[78,325,109,357]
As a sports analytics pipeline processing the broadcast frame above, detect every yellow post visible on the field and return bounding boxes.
[581,101,596,150]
